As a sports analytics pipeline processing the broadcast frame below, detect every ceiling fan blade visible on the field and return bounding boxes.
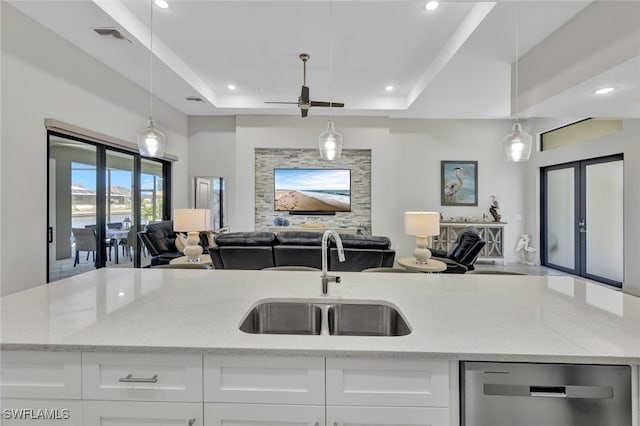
[264,101,299,105]
[300,86,310,104]
[301,109,308,118]
[310,101,345,108]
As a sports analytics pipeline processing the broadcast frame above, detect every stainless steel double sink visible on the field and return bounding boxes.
[239,299,411,336]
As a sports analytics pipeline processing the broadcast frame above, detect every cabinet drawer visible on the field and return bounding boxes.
[328,405,449,426]
[0,399,82,425]
[204,355,324,405]
[205,403,324,426]
[82,401,202,426]
[0,351,81,399]
[326,358,449,407]
[82,352,202,402]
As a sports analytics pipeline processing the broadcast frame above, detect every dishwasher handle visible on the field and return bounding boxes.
[484,384,613,399]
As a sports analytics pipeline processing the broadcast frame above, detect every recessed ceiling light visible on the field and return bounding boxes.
[154,0,169,9]
[385,84,396,92]
[227,84,237,91]
[594,87,615,95]
[425,1,439,11]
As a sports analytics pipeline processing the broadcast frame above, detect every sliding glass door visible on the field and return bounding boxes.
[541,154,623,287]
[47,131,170,281]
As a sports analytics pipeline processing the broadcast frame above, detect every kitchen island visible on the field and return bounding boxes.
[1,269,639,425]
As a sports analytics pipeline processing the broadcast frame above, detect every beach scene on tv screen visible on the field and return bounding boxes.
[274,169,351,212]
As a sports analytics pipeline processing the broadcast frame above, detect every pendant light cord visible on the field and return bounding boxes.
[329,0,333,117]
[148,0,154,122]
[514,1,519,123]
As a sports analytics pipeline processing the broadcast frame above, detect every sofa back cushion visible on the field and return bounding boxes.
[333,234,391,250]
[214,232,276,246]
[210,246,275,270]
[447,227,485,266]
[273,246,323,269]
[274,231,323,246]
[329,248,395,271]
[146,220,177,253]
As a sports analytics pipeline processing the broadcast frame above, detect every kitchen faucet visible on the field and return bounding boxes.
[321,230,345,296]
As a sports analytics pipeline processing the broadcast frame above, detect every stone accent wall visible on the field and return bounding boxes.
[255,148,372,234]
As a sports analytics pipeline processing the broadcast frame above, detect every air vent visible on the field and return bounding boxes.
[93,28,131,42]
[185,96,206,103]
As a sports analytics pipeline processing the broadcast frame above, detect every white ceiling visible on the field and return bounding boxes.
[9,0,640,119]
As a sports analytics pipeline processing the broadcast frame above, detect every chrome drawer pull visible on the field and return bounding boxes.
[118,374,158,383]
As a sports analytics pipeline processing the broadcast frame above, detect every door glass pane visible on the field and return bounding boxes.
[585,160,623,282]
[546,168,575,269]
[49,136,97,281]
[141,159,165,267]
[105,150,135,268]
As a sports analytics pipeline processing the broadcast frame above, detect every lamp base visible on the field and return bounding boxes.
[413,235,431,264]
[183,231,203,263]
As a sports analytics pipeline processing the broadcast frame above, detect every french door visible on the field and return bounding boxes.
[47,131,171,282]
[541,154,623,287]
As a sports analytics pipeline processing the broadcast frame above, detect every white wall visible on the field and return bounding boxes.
[0,3,189,296]
[189,115,524,264]
[526,118,640,297]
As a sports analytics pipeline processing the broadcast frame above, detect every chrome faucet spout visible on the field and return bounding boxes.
[321,230,345,296]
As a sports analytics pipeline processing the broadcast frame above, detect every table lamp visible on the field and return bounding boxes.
[404,211,440,264]
[174,209,211,262]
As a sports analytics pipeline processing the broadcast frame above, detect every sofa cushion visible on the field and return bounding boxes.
[275,231,323,246]
[214,246,275,269]
[273,246,323,269]
[214,232,276,246]
[334,234,391,250]
[329,248,389,271]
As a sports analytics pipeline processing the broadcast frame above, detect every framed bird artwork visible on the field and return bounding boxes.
[441,161,478,206]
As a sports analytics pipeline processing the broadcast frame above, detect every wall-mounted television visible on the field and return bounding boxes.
[274,168,351,213]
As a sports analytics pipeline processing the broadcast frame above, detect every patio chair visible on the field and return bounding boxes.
[72,228,98,267]
[83,225,113,262]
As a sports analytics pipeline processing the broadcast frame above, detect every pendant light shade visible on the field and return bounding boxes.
[503,122,532,162]
[318,121,342,161]
[138,119,166,158]
[138,0,166,158]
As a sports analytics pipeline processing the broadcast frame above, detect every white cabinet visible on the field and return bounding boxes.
[0,351,81,399]
[0,399,83,426]
[326,358,451,426]
[82,352,202,402]
[326,357,450,407]
[1,351,82,425]
[82,401,202,425]
[204,403,324,426]
[327,406,449,426]
[204,355,324,405]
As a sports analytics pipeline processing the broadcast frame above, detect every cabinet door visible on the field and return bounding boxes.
[205,403,324,426]
[0,399,82,426]
[204,355,324,405]
[82,401,202,426]
[328,406,449,426]
[82,352,202,402]
[326,358,449,407]
[0,351,81,399]
[484,226,503,258]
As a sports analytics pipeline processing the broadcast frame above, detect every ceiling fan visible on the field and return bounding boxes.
[265,53,344,117]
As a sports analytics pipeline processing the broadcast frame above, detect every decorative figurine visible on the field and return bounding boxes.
[489,195,501,222]
[515,234,537,265]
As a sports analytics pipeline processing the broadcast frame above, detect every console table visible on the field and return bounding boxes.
[267,226,360,235]
[433,222,507,265]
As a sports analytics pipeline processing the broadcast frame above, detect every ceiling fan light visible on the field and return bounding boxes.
[319,122,343,161]
[138,119,166,158]
[503,122,532,162]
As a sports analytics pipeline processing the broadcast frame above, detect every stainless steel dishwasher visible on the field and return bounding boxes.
[461,361,631,426]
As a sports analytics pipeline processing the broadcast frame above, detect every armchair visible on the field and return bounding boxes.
[430,226,486,273]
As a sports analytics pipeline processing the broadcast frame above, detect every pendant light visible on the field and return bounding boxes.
[503,2,532,162]
[137,0,166,158]
[318,0,343,161]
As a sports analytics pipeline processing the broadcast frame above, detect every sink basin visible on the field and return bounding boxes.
[239,300,411,336]
[328,303,411,336]
[239,301,322,335]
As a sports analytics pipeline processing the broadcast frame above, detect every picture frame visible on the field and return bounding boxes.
[441,161,478,206]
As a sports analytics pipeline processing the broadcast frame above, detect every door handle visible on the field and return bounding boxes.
[48,227,54,243]
[578,220,586,233]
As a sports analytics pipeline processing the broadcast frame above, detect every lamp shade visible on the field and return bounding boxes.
[503,123,532,162]
[138,119,166,158]
[318,121,343,161]
[404,212,440,237]
[173,209,211,232]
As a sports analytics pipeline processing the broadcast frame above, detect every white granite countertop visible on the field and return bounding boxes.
[2,269,639,364]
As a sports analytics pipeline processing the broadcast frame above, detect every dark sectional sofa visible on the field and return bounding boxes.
[209,231,395,271]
